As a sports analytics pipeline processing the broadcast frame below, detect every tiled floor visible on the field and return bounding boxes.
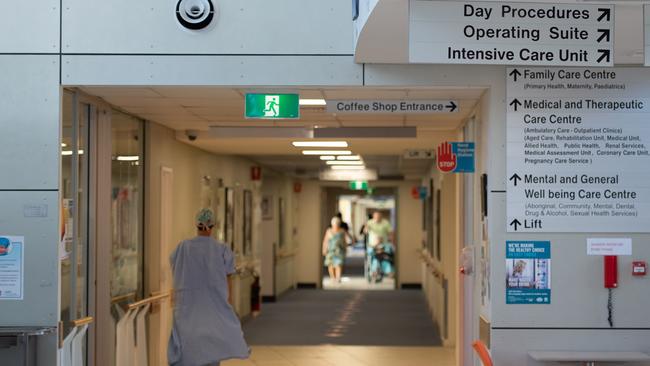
[322,276,395,290]
[223,345,456,366]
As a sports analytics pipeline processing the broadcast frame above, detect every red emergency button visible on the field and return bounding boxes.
[632,261,647,276]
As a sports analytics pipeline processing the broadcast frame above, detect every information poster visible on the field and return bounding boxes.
[506,240,551,304]
[0,236,24,300]
[507,68,650,232]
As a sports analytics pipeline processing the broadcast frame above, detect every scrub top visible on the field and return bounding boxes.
[366,219,392,247]
[168,236,249,366]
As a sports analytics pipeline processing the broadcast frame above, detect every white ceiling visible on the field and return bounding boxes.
[81,86,485,179]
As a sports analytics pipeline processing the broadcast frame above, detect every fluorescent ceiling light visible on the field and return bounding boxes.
[337,155,361,161]
[320,155,336,161]
[293,141,348,148]
[116,156,140,162]
[61,150,84,156]
[326,160,364,166]
[331,166,365,171]
[299,99,326,106]
[61,143,67,147]
[302,150,352,155]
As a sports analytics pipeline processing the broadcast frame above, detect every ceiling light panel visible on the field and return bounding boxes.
[336,155,362,161]
[293,141,348,147]
[299,99,327,106]
[302,150,352,155]
[326,160,364,166]
[320,156,336,161]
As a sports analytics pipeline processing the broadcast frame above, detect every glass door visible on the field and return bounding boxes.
[61,91,93,364]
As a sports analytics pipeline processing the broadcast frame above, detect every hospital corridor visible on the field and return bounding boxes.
[14,1,650,364]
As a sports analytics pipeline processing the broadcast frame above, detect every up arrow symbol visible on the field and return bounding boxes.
[597,29,610,43]
[509,69,522,82]
[597,8,611,22]
[509,219,522,231]
[509,99,522,111]
[509,173,522,187]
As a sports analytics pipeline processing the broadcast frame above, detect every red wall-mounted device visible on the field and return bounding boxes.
[633,261,647,276]
[604,255,618,288]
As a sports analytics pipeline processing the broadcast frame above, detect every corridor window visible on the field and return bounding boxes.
[110,110,144,298]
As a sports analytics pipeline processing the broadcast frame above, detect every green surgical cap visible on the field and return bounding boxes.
[196,208,215,228]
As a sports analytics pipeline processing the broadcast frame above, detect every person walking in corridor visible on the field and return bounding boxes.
[168,209,249,366]
[322,216,352,284]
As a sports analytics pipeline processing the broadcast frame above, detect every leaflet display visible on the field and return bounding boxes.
[410,0,614,66]
[507,68,650,232]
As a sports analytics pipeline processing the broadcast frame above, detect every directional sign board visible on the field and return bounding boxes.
[326,100,458,114]
[645,5,650,66]
[410,1,614,66]
[507,68,650,233]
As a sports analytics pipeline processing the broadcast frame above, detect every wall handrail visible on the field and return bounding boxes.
[111,292,137,304]
[127,291,171,311]
[70,317,94,328]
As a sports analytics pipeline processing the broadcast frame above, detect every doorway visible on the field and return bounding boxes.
[322,191,397,290]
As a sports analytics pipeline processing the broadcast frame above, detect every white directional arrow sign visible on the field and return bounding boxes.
[326,100,459,114]
[410,1,614,66]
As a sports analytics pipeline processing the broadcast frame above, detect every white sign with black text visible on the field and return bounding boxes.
[507,68,650,233]
[410,0,614,66]
[326,100,458,114]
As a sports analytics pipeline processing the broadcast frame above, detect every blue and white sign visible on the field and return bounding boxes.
[452,142,475,173]
[0,236,24,300]
[506,240,551,304]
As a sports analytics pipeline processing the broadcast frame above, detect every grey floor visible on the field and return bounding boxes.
[242,290,442,346]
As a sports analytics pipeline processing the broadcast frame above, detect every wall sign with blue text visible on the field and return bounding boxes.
[506,240,551,304]
[437,142,475,173]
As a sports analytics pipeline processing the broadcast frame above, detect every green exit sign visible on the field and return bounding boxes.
[349,181,368,190]
[245,93,300,119]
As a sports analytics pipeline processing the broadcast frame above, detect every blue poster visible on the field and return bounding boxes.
[506,241,551,305]
[0,236,24,300]
[451,142,475,173]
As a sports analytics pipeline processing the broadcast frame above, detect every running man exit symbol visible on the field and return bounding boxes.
[264,95,280,117]
[245,93,300,119]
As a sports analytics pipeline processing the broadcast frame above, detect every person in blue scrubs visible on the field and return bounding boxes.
[168,209,250,366]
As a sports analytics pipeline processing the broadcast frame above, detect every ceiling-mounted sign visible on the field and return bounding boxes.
[410,0,614,66]
[507,67,650,233]
[349,181,369,190]
[326,100,458,114]
[245,93,300,119]
[404,149,435,159]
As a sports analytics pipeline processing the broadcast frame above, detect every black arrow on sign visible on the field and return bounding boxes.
[510,219,522,231]
[597,8,611,22]
[446,101,458,112]
[509,173,522,187]
[509,98,522,111]
[509,69,522,82]
[597,49,611,64]
[597,29,610,43]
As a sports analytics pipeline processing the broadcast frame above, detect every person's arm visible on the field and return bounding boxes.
[227,274,234,305]
[322,230,330,256]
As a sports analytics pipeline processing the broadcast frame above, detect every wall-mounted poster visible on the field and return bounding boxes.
[243,190,253,255]
[0,236,24,300]
[224,188,235,249]
[506,241,551,305]
[261,195,273,221]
